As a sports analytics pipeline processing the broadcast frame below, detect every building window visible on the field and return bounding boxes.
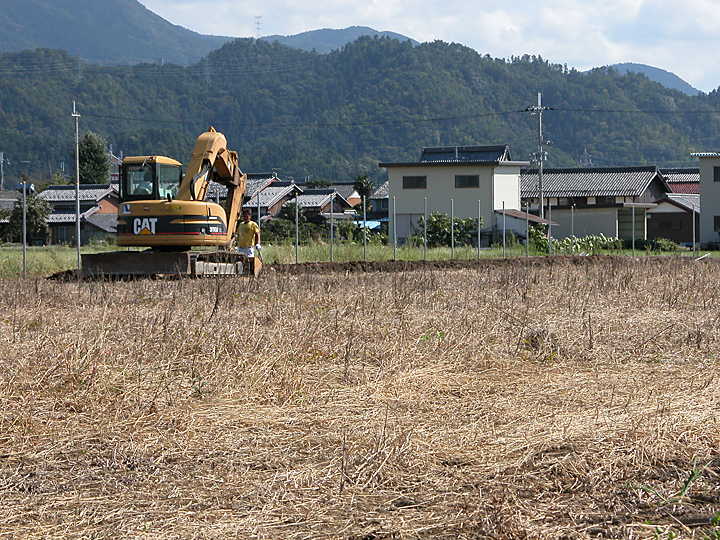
[714,167,720,182]
[657,219,681,230]
[402,176,426,189]
[714,216,720,232]
[455,174,479,188]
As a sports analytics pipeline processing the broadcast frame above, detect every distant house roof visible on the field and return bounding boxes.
[286,189,352,211]
[85,213,118,233]
[246,182,301,208]
[380,144,528,167]
[371,181,389,199]
[653,193,700,213]
[0,190,18,211]
[329,183,359,201]
[46,207,98,224]
[521,166,670,198]
[39,184,117,203]
[206,173,278,200]
[660,167,699,194]
[420,145,512,163]
[494,209,554,225]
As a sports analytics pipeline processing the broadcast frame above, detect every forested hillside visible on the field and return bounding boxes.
[2,37,720,186]
[0,0,229,66]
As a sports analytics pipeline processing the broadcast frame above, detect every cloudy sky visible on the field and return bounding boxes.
[140,0,720,93]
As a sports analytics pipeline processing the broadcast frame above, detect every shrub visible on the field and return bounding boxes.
[409,212,481,248]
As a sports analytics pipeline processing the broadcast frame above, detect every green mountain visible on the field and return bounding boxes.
[2,37,720,188]
[601,63,700,96]
[0,0,230,66]
[261,26,419,53]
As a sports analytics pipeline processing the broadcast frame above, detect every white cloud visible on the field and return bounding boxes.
[139,0,720,92]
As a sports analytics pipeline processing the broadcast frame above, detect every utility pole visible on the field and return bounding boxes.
[527,93,552,219]
[72,101,81,271]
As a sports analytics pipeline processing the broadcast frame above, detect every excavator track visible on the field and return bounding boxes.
[81,250,261,278]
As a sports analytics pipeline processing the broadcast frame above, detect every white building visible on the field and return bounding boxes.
[694,153,720,245]
[379,145,528,241]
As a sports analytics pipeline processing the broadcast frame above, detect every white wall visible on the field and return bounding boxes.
[698,155,720,245]
[387,163,522,240]
[492,165,522,210]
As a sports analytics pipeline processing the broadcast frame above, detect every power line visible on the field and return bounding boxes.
[81,109,522,128]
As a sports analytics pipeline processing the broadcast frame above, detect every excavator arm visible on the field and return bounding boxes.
[178,127,247,247]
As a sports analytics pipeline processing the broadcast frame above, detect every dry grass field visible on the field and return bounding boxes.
[1,257,720,539]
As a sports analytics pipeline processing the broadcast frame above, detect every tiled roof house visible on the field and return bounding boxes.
[520,166,670,240]
[38,184,119,245]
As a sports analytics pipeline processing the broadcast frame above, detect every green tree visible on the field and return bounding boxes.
[353,175,374,198]
[353,174,374,211]
[278,202,307,224]
[411,212,481,248]
[78,132,110,185]
[306,179,332,188]
[6,182,52,244]
[36,170,69,192]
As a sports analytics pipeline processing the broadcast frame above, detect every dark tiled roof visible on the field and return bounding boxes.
[420,145,511,163]
[521,166,669,198]
[285,189,351,210]
[85,213,118,233]
[329,184,358,200]
[39,184,116,203]
[206,175,277,200]
[47,208,98,224]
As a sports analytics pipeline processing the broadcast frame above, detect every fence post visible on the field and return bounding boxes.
[450,198,455,260]
[632,204,635,258]
[423,197,427,261]
[548,202,552,256]
[393,196,397,261]
[525,203,529,258]
[693,204,697,259]
[502,201,506,260]
[295,192,299,264]
[21,179,27,278]
[330,191,335,263]
[571,205,575,255]
[363,195,367,263]
[477,199,481,259]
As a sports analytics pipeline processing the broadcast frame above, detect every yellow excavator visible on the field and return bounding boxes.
[82,128,261,277]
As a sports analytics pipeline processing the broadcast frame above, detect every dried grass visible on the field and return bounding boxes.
[1,257,719,539]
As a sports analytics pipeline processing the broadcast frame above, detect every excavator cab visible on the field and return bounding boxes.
[120,156,182,202]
